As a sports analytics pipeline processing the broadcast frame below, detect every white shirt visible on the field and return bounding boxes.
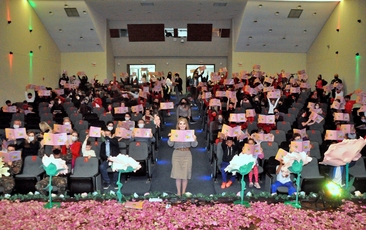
[276,166,291,184]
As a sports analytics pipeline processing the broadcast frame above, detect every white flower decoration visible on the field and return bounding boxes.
[109,154,141,172]
[42,154,68,175]
[224,154,256,175]
[282,151,312,172]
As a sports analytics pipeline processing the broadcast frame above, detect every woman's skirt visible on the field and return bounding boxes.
[171,150,192,179]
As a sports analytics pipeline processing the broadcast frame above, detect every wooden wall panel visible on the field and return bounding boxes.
[127,24,165,42]
[187,24,212,41]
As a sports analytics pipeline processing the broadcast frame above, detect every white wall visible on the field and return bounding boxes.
[61,52,108,81]
[231,52,306,76]
[307,0,366,94]
[0,0,60,104]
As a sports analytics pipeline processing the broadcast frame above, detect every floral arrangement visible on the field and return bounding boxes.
[0,199,366,229]
[0,158,10,177]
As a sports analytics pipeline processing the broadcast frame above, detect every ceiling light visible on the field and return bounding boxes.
[295,45,298,47]
[59,29,63,32]
[269,29,272,32]
[248,36,252,39]
[90,28,94,31]
[97,44,100,46]
[282,37,286,40]
[49,11,53,15]
[253,20,258,23]
[83,11,87,15]
[263,44,266,47]
[246,44,250,46]
[297,5,302,9]
[68,44,71,46]
[275,12,279,16]
[258,4,262,8]
[303,30,307,33]
[313,12,317,16]
[80,36,83,40]
[64,4,68,7]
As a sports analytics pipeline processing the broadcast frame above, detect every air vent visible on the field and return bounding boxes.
[213,3,227,7]
[288,9,303,18]
[64,8,80,17]
[141,2,154,6]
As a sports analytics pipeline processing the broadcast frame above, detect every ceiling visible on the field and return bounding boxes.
[31,0,340,53]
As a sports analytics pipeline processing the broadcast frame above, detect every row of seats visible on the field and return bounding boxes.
[12,141,153,195]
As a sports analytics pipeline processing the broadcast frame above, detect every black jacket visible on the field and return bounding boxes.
[100,137,120,161]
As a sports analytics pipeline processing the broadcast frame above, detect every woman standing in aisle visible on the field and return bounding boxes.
[167,118,198,196]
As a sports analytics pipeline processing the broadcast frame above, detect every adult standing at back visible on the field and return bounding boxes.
[315,74,327,100]
[173,73,183,105]
[331,74,342,98]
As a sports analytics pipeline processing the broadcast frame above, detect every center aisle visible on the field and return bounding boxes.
[150,103,216,195]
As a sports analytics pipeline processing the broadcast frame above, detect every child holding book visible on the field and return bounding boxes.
[82,134,96,158]
[271,159,296,196]
[242,138,264,189]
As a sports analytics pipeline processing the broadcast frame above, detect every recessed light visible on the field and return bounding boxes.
[258,4,262,8]
[67,44,71,46]
[263,44,266,47]
[64,4,68,7]
[275,12,279,16]
[295,45,298,47]
[246,44,250,46]
[253,20,258,23]
[97,44,100,46]
[303,30,307,33]
[282,37,286,40]
[269,29,272,32]
[90,28,94,31]
[248,36,252,39]
[83,11,87,15]
[49,11,53,15]
[59,29,63,32]
[80,36,83,40]
[297,5,301,9]
[313,12,317,16]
